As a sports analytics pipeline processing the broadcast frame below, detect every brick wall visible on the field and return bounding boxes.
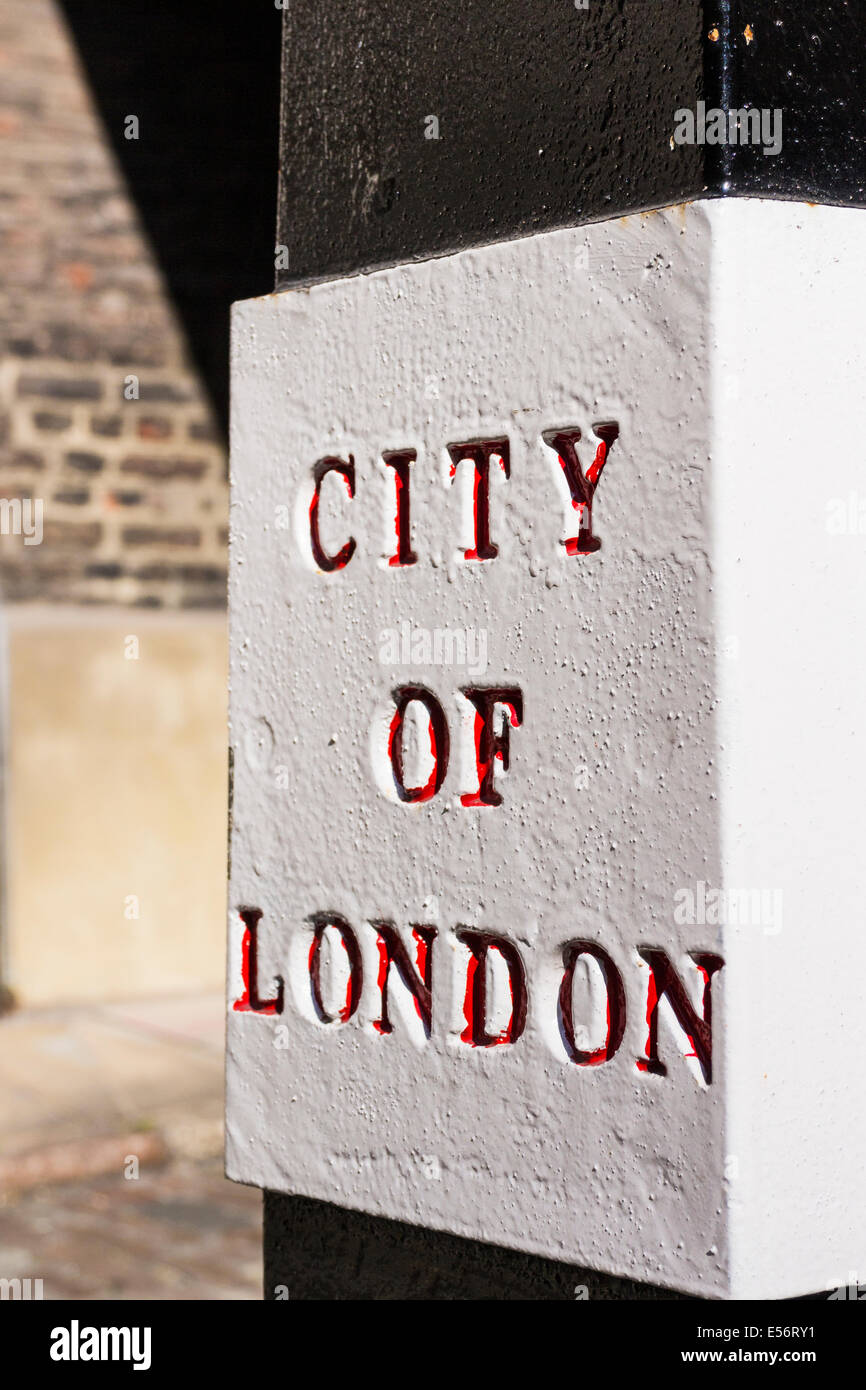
[0,0,227,607]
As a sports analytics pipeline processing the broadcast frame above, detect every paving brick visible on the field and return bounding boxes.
[42,519,102,548]
[181,593,226,610]
[52,489,89,505]
[17,375,102,400]
[137,416,172,440]
[122,526,201,547]
[84,562,123,579]
[64,450,103,473]
[188,419,220,442]
[2,450,43,470]
[121,455,206,480]
[125,382,195,404]
[91,414,123,436]
[0,1160,261,1300]
[33,410,71,431]
[134,563,225,584]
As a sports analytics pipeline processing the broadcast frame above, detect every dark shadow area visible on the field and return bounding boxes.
[264,1191,695,1300]
[59,0,283,435]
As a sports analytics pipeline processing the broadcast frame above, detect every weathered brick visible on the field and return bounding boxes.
[133,563,225,584]
[91,415,124,437]
[122,527,201,547]
[2,450,43,470]
[45,323,100,361]
[188,419,220,442]
[131,563,170,581]
[53,489,89,505]
[33,411,72,431]
[85,562,124,579]
[65,451,103,473]
[119,382,193,404]
[178,564,225,584]
[18,376,102,401]
[137,416,172,440]
[182,593,226,610]
[108,344,168,369]
[0,562,75,598]
[42,520,102,548]
[57,262,94,292]
[120,456,206,480]
[0,486,38,505]
[0,0,229,610]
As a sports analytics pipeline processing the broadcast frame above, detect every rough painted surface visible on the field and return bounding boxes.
[229,204,727,1296]
[229,200,866,1299]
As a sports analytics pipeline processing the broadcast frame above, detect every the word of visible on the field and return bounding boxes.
[381,684,522,805]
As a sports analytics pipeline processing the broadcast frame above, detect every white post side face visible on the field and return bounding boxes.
[227,201,866,1299]
[711,201,866,1300]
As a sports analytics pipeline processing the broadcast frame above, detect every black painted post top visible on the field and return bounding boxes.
[276,0,866,289]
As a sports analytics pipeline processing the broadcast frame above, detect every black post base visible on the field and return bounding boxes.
[263,1193,692,1301]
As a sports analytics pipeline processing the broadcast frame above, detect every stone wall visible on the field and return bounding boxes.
[0,0,227,608]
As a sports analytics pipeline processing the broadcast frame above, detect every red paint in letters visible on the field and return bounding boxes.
[636,949,724,1084]
[233,907,284,1015]
[460,687,523,807]
[542,423,619,554]
[558,940,626,1065]
[309,455,356,571]
[456,927,528,1047]
[388,685,450,802]
[307,912,364,1023]
[447,438,510,561]
[382,449,418,567]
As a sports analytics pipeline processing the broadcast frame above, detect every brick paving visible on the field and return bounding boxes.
[0,1158,262,1300]
[0,997,261,1300]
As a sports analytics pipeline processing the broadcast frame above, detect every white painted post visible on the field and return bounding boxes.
[227,4,866,1301]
